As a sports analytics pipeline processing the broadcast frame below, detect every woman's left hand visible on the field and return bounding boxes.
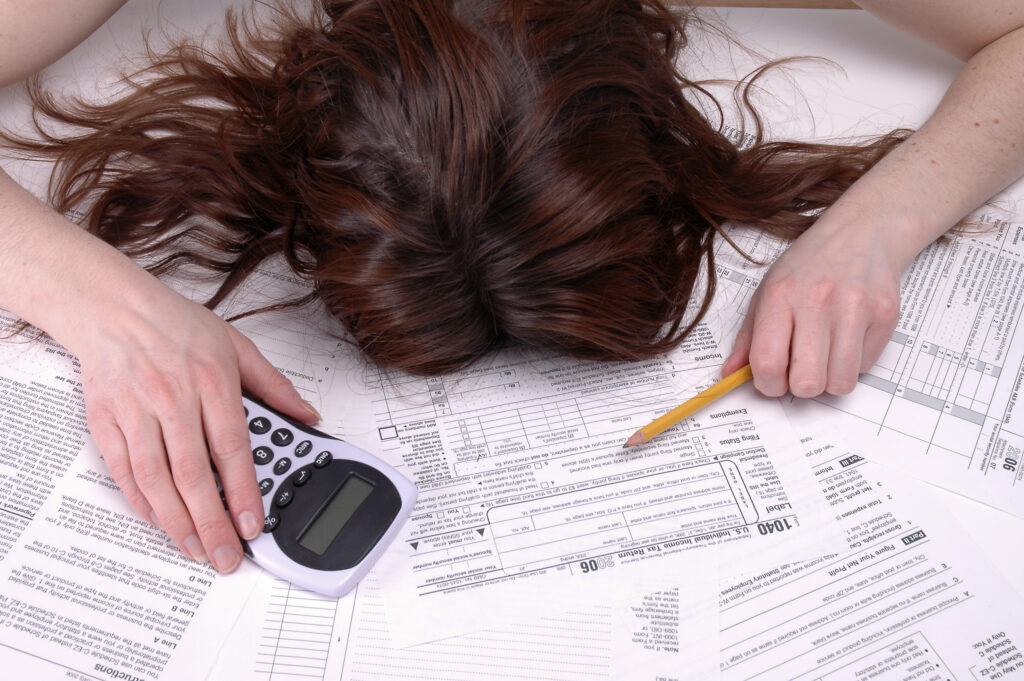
[721,214,903,398]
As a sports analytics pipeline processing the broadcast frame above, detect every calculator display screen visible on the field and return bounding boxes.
[298,475,375,555]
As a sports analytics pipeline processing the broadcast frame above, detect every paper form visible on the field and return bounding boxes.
[210,570,720,681]
[718,437,1024,681]
[707,218,1024,517]
[324,332,840,646]
[0,315,259,681]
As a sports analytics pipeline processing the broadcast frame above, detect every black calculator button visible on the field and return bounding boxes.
[271,428,294,447]
[314,451,333,468]
[273,458,292,476]
[291,467,312,487]
[243,406,249,417]
[258,478,274,496]
[252,446,274,465]
[263,513,280,533]
[274,487,294,508]
[248,417,271,435]
[294,440,313,458]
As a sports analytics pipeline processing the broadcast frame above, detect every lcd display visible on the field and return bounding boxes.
[298,475,375,555]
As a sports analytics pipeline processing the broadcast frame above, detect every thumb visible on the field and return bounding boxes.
[722,313,754,378]
[230,326,321,425]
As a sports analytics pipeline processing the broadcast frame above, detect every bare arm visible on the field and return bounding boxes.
[0,0,318,571]
[0,0,129,87]
[723,0,1024,396]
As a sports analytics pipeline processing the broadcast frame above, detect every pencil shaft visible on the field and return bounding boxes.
[640,365,753,440]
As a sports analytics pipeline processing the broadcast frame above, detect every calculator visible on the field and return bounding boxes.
[237,394,417,597]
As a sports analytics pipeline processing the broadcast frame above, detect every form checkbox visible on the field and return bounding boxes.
[378,425,399,440]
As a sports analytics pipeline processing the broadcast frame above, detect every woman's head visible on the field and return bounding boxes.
[10,0,904,373]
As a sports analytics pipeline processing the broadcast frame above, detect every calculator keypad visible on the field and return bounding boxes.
[253,446,274,465]
[271,428,294,446]
[248,407,335,537]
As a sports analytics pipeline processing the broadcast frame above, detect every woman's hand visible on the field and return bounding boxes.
[0,171,318,573]
[721,214,903,398]
[77,284,320,573]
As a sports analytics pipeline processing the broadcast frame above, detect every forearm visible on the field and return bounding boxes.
[814,24,1024,269]
[0,0,129,87]
[0,168,158,349]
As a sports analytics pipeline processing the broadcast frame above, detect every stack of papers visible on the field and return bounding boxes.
[0,3,1021,680]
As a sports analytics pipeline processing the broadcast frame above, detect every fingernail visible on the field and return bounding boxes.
[238,511,261,540]
[184,534,207,563]
[213,545,241,573]
[302,399,322,423]
[149,512,161,528]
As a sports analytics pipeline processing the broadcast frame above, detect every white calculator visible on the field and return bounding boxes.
[237,394,417,597]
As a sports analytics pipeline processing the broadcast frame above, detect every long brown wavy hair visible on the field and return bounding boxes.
[7,0,906,374]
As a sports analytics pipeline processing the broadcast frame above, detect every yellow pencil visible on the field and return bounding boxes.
[623,364,753,448]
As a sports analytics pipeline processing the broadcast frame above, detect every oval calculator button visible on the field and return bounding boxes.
[314,451,333,469]
[274,487,294,508]
[263,513,280,533]
[273,458,292,476]
[258,478,274,496]
[252,446,274,466]
[248,417,271,435]
[243,406,249,417]
[271,428,294,447]
[294,440,313,458]
[291,467,312,487]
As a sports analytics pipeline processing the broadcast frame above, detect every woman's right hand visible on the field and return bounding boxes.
[0,169,318,572]
[77,282,320,572]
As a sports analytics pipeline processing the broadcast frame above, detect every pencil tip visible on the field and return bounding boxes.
[623,431,645,448]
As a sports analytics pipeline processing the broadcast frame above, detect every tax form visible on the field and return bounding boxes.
[710,218,1024,516]
[719,436,1024,681]
[332,333,840,645]
[208,570,720,681]
[0,315,259,681]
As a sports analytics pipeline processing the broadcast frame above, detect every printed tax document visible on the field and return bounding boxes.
[0,316,259,681]
[332,321,841,645]
[718,436,1024,681]
[713,218,1024,517]
[208,571,720,681]
[692,8,1024,517]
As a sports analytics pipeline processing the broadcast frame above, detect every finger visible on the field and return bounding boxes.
[861,319,898,373]
[748,308,793,398]
[230,326,320,424]
[860,296,900,372]
[201,381,264,541]
[788,307,831,398]
[722,309,754,377]
[120,412,206,563]
[162,404,244,573]
[826,313,867,395]
[88,411,158,527]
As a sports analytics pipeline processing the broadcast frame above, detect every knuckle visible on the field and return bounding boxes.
[874,294,900,325]
[192,514,232,543]
[170,455,213,491]
[749,354,783,379]
[131,456,167,492]
[210,430,251,460]
[789,375,825,398]
[826,378,857,395]
[805,282,836,311]
[103,453,133,482]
